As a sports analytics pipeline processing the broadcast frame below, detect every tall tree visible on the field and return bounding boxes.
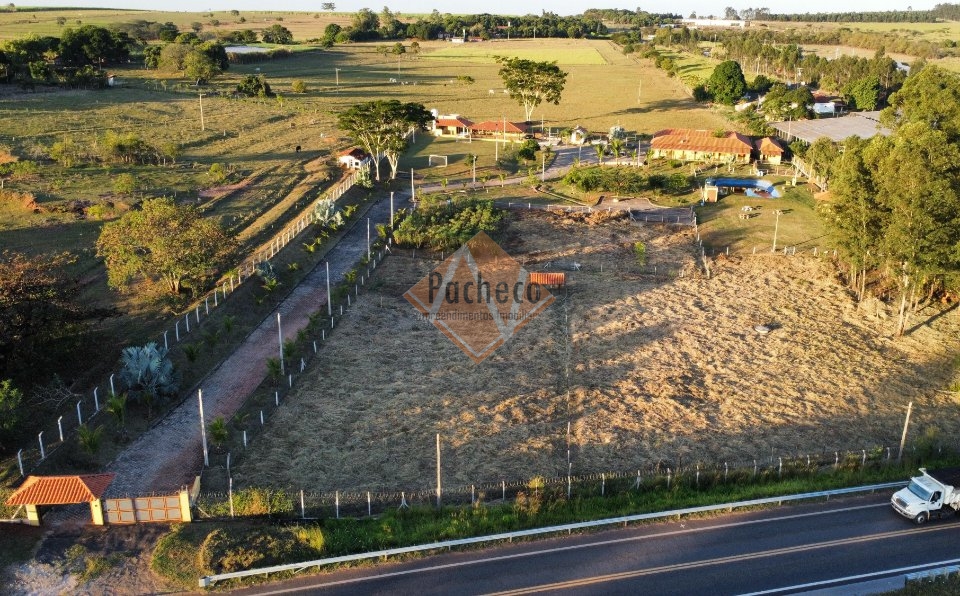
[707,60,747,105]
[336,100,433,181]
[96,198,236,297]
[0,251,92,384]
[882,64,960,142]
[495,56,567,123]
[873,123,960,335]
[822,136,885,301]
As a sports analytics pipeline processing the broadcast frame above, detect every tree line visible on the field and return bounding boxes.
[817,64,960,336]
[0,25,133,88]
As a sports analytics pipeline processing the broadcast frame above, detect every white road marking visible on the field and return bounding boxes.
[250,502,890,594]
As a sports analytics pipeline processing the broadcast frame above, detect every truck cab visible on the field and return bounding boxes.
[891,468,960,524]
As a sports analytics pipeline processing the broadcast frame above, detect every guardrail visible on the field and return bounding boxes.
[199,481,904,587]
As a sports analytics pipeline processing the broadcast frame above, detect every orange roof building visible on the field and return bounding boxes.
[755,136,785,164]
[650,129,753,164]
[469,120,529,138]
[5,474,115,526]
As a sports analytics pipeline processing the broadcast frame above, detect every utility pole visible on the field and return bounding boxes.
[898,401,913,461]
[335,68,341,92]
[199,93,205,131]
[772,209,783,253]
[198,389,208,467]
[277,312,284,375]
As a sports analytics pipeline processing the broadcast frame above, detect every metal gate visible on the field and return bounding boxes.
[104,495,182,523]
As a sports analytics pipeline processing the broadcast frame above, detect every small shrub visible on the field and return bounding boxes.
[182,343,200,363]
[634,241,647,266]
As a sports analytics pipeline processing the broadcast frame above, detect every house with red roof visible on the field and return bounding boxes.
[432,114,473,138]
[649,129,754,164]
[337,147,371,170]
[755,136,786,164]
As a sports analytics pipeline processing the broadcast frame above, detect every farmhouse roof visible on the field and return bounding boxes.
[338,147,369,160]
[652,129,753,155]
[470,120,528,133]
[436,115,473,127]
[5,474,115,506]
[755,136,784,155]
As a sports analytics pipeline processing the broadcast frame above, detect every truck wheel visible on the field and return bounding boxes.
[915,512,928,525]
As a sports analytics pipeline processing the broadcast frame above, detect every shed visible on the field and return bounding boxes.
[5,474,115,526]
[338,147,370,170]
[569,126,589,145]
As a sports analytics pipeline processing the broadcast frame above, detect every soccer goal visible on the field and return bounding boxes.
[428,154,448,167]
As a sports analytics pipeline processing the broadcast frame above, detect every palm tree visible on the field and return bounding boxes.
[104,393,127,433]
[78,424,104,456]
[208,417,228,452]
[610,139,624,164]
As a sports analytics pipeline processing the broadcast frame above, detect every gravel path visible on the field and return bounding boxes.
[104,192,401,498]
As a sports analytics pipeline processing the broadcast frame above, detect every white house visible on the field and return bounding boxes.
[338,148,371,169]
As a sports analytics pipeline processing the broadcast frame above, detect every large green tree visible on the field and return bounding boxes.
[707,60,747,105]
[96,198,236,297]
[820,136,885,302]
[337,100,434,181]
[873,123,960,335]
[883,64,960,142]
[495,56,568,123]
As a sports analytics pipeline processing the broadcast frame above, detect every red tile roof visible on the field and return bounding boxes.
[470,120,529,133]
[652,129,753,155]
[338,147,369,160]
[436,116,473,128]
[5,474,115,506]
[529,272,565,287]
[755,136,784,155]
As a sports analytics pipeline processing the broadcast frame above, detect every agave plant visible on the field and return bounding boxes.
[313,198,344,229]
[118,342,178,417]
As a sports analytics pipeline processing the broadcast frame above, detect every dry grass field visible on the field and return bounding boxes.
[234,210,960,492]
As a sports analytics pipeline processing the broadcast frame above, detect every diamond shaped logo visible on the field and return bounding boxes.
[404,232,554,363]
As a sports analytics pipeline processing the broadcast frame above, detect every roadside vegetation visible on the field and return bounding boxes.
[153,452,957,590]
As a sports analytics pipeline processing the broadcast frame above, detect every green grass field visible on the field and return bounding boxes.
[695,178,826,254]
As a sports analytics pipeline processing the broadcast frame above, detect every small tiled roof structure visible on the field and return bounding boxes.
[5,474,115,506]
[755,136,784,156]
[435,115,473,128]
[470,120,528,134]
[529,272,565,288]
[651,129,753,155]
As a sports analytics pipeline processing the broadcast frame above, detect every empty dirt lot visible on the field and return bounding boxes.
[234,210,960,492]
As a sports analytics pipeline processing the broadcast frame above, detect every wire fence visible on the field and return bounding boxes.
[192,443,939,522]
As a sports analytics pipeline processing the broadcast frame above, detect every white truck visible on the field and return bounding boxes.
[891,468,960,524]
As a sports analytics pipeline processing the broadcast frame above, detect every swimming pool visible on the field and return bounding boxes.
[705,177,781,198]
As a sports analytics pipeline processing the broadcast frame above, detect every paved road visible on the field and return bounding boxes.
[230,494,960,595]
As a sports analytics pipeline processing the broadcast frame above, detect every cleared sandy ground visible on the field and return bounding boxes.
[235,210,960,492]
